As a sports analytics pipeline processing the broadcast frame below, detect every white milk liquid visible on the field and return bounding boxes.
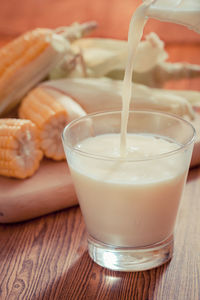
[120,1,150,156]
[69,134,186,247]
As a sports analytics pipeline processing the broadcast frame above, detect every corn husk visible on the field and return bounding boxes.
[160,89,200,107]
[108,61,200,88]
[73,32,168,74]
[49,32,200,88]
[41,77,194,119]
[49,32,168,79]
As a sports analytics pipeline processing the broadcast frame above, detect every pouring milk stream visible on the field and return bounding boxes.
[120,0,200,156]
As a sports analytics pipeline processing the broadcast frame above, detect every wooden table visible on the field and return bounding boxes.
[0,0,200,299]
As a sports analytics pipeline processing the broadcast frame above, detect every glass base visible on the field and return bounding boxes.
[88,235,173,272]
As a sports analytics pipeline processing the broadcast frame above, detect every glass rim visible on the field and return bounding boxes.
[62,110,196,162]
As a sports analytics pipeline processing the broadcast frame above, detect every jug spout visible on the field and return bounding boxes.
[144,0,200,33]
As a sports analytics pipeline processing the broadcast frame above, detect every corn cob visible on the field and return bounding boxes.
[0,21,97,116]
[19,88,86,160]
[0,118,43,179]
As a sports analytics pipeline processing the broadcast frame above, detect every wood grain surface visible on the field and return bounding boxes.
[0,0,200,299]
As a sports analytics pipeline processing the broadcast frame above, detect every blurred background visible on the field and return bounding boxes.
[0,0,200,90]
[1,0,200,43]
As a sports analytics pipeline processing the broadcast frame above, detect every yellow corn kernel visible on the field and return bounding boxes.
[0,29,51,98]
[19,88,68,160]
[0,118,43,179]
[0,28,61,116]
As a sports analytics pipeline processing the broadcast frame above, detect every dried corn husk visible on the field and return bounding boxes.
[73,32,168,74]
[49,32,168,79]
[41,77,194,119]
[0,21,97,116]
[108,61,200,88]
[49,32,200,88]
[160,89,200,107]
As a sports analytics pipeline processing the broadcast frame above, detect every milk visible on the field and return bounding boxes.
[120,1,150,156]
[68,133,187,247]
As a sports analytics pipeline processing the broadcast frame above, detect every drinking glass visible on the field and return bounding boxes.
[62,110,195,271]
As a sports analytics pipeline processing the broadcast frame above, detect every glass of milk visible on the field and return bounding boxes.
[62,110,195,271]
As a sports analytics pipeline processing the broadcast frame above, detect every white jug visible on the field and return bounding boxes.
[144,0,200,33]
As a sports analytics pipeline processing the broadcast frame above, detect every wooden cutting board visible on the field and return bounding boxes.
[0,160,77,223]
[0,111,200,224]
